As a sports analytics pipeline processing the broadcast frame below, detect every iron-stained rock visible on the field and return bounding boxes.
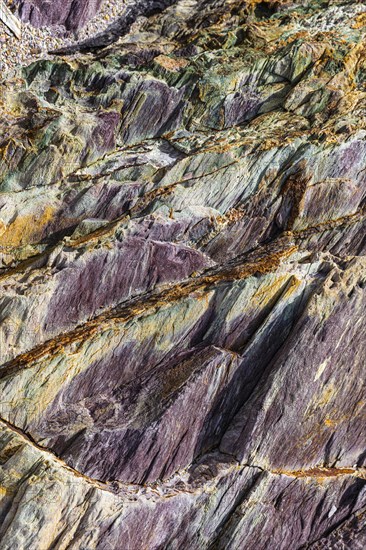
[0,0,365,548]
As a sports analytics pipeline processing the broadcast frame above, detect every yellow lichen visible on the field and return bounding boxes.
[0,205,55,248]
[155,55,189,72]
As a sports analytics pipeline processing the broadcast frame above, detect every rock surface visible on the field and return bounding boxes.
[15,0,103,30]
[0,0,366,548]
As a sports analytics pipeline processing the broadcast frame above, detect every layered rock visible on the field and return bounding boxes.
[15,0,103,30]
[0,0,365,548]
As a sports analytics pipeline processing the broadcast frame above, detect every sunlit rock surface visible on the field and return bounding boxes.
[15,0,103,30]
[0,0,366,548]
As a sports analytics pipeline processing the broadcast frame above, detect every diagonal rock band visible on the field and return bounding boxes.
[50,0,181,54]
[1,0,366,548]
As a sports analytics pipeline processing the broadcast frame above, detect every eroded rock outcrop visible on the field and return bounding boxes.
[0,0,365,548]
[14,0,103,30]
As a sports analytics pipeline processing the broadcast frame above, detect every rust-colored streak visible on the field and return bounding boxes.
[0,239,297,379]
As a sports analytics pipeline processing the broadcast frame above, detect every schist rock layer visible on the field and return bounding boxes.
[0,0,366,548]
[14,0,103,31]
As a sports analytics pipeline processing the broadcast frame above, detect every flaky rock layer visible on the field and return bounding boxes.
[0,0,365,548]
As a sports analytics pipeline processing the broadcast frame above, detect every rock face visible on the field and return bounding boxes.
[0,0,366,548]
[15,0,103,30]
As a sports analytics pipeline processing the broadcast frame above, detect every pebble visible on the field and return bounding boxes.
[0,0,123,77]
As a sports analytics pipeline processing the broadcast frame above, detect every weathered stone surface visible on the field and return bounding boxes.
[0,0,366,547]
[1,420,366,550]
[15,0,103,31]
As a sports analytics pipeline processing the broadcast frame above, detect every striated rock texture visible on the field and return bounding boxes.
[15,0,103,31]
[0,0,366,548]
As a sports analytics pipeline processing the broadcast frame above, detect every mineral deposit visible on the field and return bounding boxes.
[0,0,365,548]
